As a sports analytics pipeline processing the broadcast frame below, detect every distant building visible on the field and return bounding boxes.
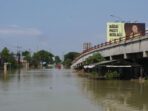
[83,42,92,51]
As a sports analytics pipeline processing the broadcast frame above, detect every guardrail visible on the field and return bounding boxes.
[72,30,148,64]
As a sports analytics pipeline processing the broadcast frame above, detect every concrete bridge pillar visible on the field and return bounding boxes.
[4,63,8,74]
[143,51,148,57]
[109,56,113,60]
[124,53,127,59]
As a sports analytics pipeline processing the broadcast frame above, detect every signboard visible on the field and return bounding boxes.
[107,22,125,41]
[124,23,145,38]
[107,22,145,41]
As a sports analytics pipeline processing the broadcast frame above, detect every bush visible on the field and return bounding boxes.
[105,71,120,80]
[88,71,98,79]
[145,76,148,80]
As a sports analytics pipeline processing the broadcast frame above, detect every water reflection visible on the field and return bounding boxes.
[0,69,148,111]
[0,69,53,92]
[78,78,148,111]
[0,69,101,111]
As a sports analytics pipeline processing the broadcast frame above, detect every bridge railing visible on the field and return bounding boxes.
[72,30,148,64]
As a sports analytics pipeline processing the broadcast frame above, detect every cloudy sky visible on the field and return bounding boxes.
[0,0,148,57]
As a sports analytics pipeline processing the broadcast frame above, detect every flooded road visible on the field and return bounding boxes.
[0,69,148,111]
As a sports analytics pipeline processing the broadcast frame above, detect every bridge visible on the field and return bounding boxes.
[71,31,148,69]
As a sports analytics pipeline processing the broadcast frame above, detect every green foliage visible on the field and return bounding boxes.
[1,47,10,62]
[91,71,99,77]
[145,76,148,80]
[64,52,80,61]
[105,71,120,80]
[86,53,105,64]
[63,52,80,68]
[63,59,72,68]
[8,53,17,68]
[0,48,58,69]
[22,51,30,56]
[31,50,54,68]
[22,51,31,62]
[0,47,17,68]
[54,56,61,64]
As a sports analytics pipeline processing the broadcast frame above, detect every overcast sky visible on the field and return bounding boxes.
[0,0,148,57]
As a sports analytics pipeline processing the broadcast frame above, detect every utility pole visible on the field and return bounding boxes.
[16,46,22,67]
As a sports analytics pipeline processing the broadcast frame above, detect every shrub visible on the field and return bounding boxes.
[145,76,148,80]
[105,71,120,80]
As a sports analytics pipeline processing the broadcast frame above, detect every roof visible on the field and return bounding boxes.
[95,60,117,65]
[84,60,116,69]
[83,60,141,69]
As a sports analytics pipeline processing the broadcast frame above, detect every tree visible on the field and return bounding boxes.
[63,52,80,68]
[8,53,17,68]
[0,47,17,68]
[54,56,61,64]
[85,53,105,64]
[22,51,31,62]
[1,47,10,63]
[31,50,54,68]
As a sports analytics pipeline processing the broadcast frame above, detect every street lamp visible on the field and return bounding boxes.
[110,14,125,23]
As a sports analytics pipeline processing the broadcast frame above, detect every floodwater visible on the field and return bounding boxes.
[0,69,148,111]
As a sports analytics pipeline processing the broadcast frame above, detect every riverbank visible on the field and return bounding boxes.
[75,70,105,80]
[74,69,147,82]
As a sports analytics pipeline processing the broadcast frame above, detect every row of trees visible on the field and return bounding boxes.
[0,47,62,69]
[0,47,83,69]
[23,50,55,68]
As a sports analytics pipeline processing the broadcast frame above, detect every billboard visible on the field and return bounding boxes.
[107,22,145,41]
[124,23,145,38]
[107,22,125,41]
